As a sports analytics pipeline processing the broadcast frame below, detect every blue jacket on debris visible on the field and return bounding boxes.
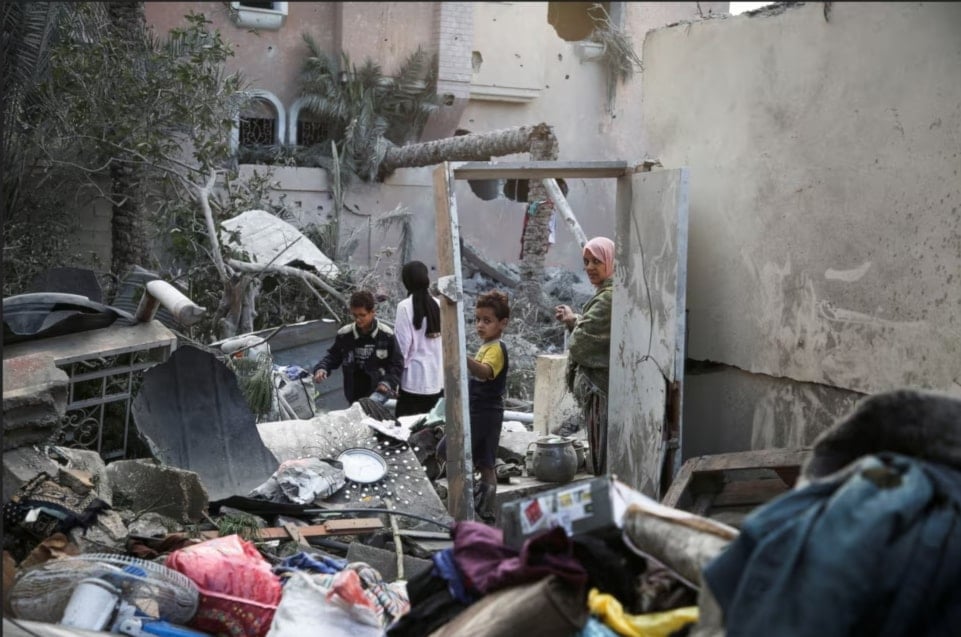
[703,389,961,637]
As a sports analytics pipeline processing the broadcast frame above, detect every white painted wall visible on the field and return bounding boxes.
[641,2,961,453]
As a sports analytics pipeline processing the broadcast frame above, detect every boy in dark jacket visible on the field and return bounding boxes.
[312,291,403,404]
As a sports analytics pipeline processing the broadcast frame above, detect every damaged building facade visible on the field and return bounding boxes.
[9,0,959,494]
[132,1,960,462]
[5,2,961,635]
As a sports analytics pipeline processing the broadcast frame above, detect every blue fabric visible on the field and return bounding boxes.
[275,551,348,578]
[432,548,477,604]
[703,452,961,637]
[575,616,620,637]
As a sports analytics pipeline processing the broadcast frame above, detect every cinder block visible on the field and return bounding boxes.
[532,354,580,436]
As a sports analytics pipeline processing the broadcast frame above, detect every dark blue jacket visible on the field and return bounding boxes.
[703,452,961,637]
[313,319,403,404]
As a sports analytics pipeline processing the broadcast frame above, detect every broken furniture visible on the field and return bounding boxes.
[661,448,812,528]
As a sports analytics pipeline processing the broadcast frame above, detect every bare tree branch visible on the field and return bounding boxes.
[198,170,227,282]
[226,258,347,306]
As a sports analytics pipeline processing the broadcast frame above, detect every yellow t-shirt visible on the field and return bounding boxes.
[474,340,505,379]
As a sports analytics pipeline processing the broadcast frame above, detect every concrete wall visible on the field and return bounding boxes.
[105,3,728,282]
[453,1,728,271]
[145,2,339,107]
[640,2,961,456]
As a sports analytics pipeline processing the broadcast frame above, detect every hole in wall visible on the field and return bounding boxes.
[547,1,610,42]
[471,51,483,73]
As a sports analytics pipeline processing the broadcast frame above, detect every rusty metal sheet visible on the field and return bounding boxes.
[131,345,279,501]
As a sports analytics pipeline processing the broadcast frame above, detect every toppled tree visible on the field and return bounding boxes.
[4,5,348,339]
[380,124,562,314]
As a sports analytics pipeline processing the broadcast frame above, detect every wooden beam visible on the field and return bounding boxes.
[433,163,475,522]
[452,160,631,180]
[201,518,384,541]
[460,239,519,288]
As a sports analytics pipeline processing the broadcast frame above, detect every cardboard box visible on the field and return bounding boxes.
[500,475,621,549]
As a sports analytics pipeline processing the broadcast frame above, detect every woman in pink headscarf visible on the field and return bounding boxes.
[554,236,615,475]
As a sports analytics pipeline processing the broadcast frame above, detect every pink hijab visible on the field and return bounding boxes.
[583,236,615,282]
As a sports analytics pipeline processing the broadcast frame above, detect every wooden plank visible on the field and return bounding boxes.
[433,163,475,522]
[452,160,631,180]
[681,448,812,474]
[661,455,701,509]
[712,478,790,507]
[661,448,812,515]
[202,519,384,541]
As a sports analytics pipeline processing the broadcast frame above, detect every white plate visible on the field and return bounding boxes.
[337,448,388,484]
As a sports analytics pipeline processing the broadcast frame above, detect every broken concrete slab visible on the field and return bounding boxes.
[131,345,279,501]
[107,459,208,523]
[221,209,340,278]
[124,511,186,538]
[2,354,68,450]
[68,509,128,554]
[2,446,60,504]
[345,541,433,583]
[257,404,453,531]
[48,446,110,506]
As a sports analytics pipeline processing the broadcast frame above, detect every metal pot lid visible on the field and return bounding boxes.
[336,448,388,484]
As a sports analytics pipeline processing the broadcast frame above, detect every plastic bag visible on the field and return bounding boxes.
[249,458,346,504]
[267,569,382,637]
[166,535,282,637]
[273,369,316,420]
[167,534,281,600]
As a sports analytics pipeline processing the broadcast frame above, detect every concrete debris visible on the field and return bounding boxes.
[48,446,111,506]
[2,354,69,450]
[106,459,209,523]
[2,446,60,504]
[68,509,128,554]
[221,209,340,278]
[345,541,433,582]
[497,429,540,465]
[123,511,186,538]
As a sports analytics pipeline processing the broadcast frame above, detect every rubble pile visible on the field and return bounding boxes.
[6,270,961,637]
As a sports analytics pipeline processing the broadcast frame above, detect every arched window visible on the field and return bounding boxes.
[237,90,285,148]
[288,97,331,147]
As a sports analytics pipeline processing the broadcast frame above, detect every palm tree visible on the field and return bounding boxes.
[379,123,560,311]
[106,1,149,281]
[1,1,70,228]
[298,33,438,182]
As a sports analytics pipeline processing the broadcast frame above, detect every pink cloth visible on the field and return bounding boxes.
[583,237,615,281]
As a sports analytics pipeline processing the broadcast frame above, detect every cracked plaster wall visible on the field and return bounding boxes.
[640,2,961,455]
